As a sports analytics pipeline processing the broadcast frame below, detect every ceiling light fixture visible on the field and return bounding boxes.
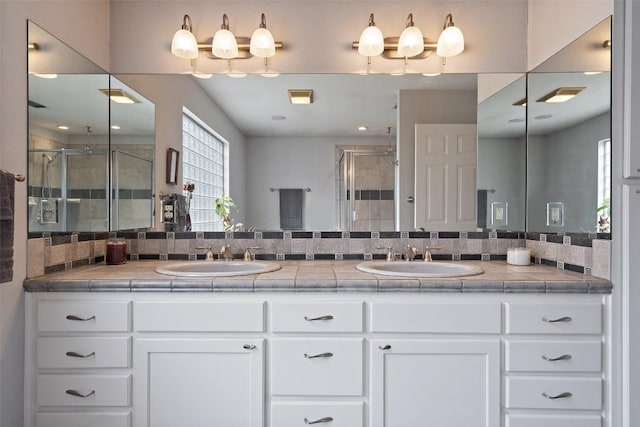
[352,13,464,68]
[212,14,239,59]
[99,88,141,104]
[288,89,313,105]
[171,15,199,60]
[536,87,585,103]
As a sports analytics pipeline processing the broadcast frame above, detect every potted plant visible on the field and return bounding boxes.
[214,193,243,231]
[596,197,610,233]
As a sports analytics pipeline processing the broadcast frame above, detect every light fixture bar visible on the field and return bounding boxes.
[199,38,283,59]
[536,87,585,103]
[352,37,436,59]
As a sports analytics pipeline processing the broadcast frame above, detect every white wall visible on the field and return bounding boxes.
[397,89,478,230]
[245,135,388,230]
[0,2,110,425]
[109,1,528,75]
[116,75,247,227]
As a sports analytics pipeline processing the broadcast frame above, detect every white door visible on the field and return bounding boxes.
[370,339,500,427]
[415,124,478,231]
[133,339,263,427]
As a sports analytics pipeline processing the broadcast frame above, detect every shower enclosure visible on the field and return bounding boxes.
[337,148,396,231]
[28,149,153,232]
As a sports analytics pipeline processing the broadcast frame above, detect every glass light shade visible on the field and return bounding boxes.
[358,26,384,57]
[171,29,199,59]
[212,29,238,59]
[436,25,465,57]
[397,26,424,57]
[250,28,276,58]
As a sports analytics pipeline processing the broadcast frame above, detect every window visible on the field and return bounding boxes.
[596,138,611,232]
[182,109,227,231]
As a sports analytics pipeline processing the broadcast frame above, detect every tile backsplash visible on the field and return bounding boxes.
[26,231,611,281]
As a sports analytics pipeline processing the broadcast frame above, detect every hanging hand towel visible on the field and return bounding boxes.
[0,170,16,283]
[279,188,303,230]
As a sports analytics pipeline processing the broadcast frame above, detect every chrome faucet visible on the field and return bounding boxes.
[404,245,418,261]
[195,246,214,261]
[219,245,234,261]
[423,246,441,262]
[243,246,262,262]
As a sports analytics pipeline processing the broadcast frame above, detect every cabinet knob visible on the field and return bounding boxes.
[541,392,572,400]
[243,344,257,350]
[65,389,96,398]
[66,315,96,322]
[541,316,572,323]
[379,345,392,350]
[304,315,334,321]
[304,352,334,359]
[304,417,334,424]
[66,351,96,359]
[541,354,572,362]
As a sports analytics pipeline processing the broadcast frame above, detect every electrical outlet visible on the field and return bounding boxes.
[546,202,564,227]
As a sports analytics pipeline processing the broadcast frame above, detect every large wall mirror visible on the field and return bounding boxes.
[27,21,155,233]
[526,16,611,236]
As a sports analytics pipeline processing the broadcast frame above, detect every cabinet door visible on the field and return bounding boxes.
[371,339,500,427]
[133,339,263,427]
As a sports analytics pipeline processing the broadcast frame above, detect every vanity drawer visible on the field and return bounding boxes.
[506,414,601,427]
[38,337,131,369]
[506,340,601,372]
[506,303,602,335]
[271,402,363,427]
[271,302,363,333]
[134,301,264,332]
[271,338,363,396]
[371,302,501,333]
[37,301,131,332]
[506,376,602,410]
[36,412,131,427]
[37,374,131,406]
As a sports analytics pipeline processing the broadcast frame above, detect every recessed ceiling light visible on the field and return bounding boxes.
[536,87,585,103]
[99,88,140,104]
[535,114,553,120]
[111,125,121,130]
[288,89,313,104]
[358,126,368,131]
[508,118,525,123]
[271,115,287,121]
[56,125,69,130]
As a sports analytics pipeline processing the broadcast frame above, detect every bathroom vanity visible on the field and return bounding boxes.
[23,260,611,427]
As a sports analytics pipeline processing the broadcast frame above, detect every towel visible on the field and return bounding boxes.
[279,188,303,230]
[0,170,15,283]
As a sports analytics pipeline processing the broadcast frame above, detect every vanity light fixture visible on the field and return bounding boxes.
[171,15,199,59]
[99,88,141,104]
[436,14,465,63]
[212,14,239,59]
[250,14,276,58]
[288,89,314,105]
[536,87,585,103]
[352,13,464,67]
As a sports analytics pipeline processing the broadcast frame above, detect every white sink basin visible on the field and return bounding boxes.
[155,261,281,277]
[356,261,483,278]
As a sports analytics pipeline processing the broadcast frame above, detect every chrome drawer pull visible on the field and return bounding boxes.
[304,315,334,321]
[66,315,96,322]
[66,389,96,398]
[304,416,334,424]
[243,344,257,350]
[542,354,572,362]
[542,392,572,400]
[379,345,392,350]
[66,351,96,359]
[304,352,334,359]
[541,316,572,323]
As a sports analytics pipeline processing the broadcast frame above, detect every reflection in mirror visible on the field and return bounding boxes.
[526,16,611,235]
[477,75,526,231]
[27,21,156,233]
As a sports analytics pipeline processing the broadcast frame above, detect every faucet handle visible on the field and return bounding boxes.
[423,246,441,262]
[243,246,262,262]
[376,245,395,262]
[195,246,214,261]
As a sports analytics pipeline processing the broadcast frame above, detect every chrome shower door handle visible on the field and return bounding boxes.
[304,416,334,424]
[304,352,334,359]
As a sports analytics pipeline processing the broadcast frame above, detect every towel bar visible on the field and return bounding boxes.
[270,187,311,192]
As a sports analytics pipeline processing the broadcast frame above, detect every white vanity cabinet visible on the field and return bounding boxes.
[24,292,610,427]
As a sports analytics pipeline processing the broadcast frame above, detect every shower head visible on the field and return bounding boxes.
[42,152,60,164]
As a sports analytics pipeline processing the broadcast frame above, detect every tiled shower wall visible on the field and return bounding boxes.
[26,231,611,281]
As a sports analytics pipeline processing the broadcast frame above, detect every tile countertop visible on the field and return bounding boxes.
[23,260,612,294]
